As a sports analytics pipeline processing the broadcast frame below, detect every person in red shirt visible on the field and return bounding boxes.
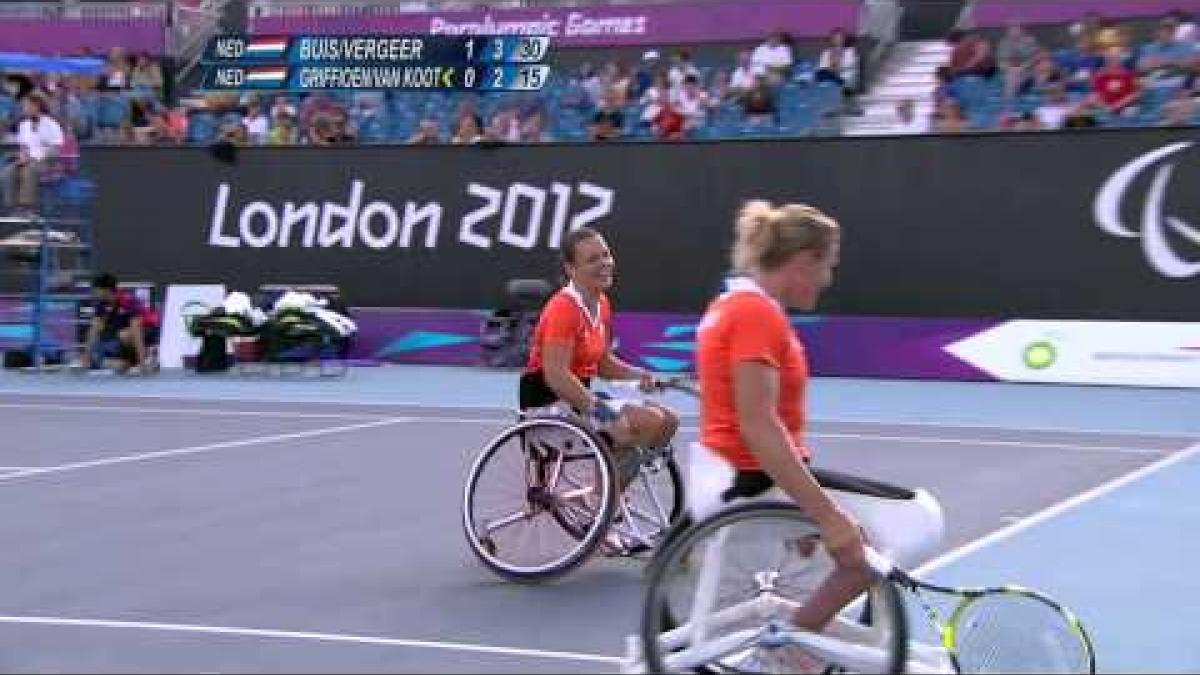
[1090,50,1140,115]
[81,273,160,374]
[695,200,866,632]
[522,225,680,464]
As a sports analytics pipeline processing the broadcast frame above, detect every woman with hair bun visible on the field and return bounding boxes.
[695,200,869,630]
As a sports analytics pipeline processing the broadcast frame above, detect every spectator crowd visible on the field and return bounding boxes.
[923,9,1198,133]
[1,7,1197,159]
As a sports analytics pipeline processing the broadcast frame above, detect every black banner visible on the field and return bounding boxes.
[85,128,1200,320]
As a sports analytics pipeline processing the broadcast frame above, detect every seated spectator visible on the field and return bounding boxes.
[933,65,961,107]
[1008,51,1065,99]
[1069,11,1103,48]
[998,21,1039,70]
[580,63,604,107]
[81,273,160,374]
[450,112,484,144]
[270,95,297,121]
[1093,20,1131,61]
[1137,17,1196,91]
[219,117,248,145]
[892,99,929,134]
[329,109,357,143]
[1001,110,1043,131]
[100,47,130,90]
[1090,50,1141,116]
[729,50,759,98]
[1060,33,1107,92]
[816,28,859,94]
[751,32,794,83]
[485,109,521,143]
[652,99,685,140]
[589,90,625,141]
[632,51,660,99]
[709,70,735,104]
[299,93,339,130]
[639,73,672,127]
[1171,9,1197,44]
[1035,85,1076,130]
[742,74,777,125]
[946,29,996,79]
[242,99,270,144]
[668,50,701,91]
[165,105,189,142]
[609,62,634,106]
[147,109,176,144]
[932,98,968,133]
[407,118,442,145]
[267,112,297,145]
[1028,52,1066,95]
[672,74,713,134]
[129,53,163,92]
[1161,84,1198,125]
[520,112,553,143]
[4,70,36,101]
[1,94,64,216]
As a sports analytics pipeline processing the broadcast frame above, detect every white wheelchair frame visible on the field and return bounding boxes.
[627,441,957,674]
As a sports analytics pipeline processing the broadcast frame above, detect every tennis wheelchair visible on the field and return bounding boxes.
[629,439,1096,674]
[461,376,696,582]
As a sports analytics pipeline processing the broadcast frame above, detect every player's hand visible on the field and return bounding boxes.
[590,393,620,426]
[637,369,659,393]
[815,506,867,570]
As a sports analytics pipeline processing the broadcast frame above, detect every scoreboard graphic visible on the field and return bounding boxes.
[199,35,552,92]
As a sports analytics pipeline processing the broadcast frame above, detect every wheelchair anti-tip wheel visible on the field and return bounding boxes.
[462,416,618,582]
[640,502,909,674]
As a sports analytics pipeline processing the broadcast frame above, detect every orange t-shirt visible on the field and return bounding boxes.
[696,281,810,470]
[526,287,612,379]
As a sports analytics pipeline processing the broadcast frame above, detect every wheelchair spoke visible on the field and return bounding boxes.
[483,509,532,536]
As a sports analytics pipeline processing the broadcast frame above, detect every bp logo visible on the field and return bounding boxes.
[1023,341,1057,370]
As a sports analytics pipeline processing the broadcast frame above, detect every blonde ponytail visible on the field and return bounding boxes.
[731,200,838,273]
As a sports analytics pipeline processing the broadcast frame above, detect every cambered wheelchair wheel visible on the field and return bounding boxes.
[462,416,617,582]
[640,502,909,674]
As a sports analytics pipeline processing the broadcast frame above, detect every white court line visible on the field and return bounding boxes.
[804,431,1168,456]
[0,615,622,664]
[0,418,409,484]
[0,390,1195,440]
[0,402,386,421]
[408,416,1171,456]
[913,441,1200,577]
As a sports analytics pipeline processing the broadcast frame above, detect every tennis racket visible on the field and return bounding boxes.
[653,373,700,398]
[867,550,1096,674]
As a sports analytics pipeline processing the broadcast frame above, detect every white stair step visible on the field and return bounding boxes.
[880,75,938,87]
[871,83,936,97]
[881,63,941,77]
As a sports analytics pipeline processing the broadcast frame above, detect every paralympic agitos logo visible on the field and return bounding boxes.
[1093,141,1199,279]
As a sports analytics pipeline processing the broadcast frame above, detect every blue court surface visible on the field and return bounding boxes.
[0,365,1196,673]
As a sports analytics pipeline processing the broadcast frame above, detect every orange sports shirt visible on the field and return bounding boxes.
[526,286,613,379]
[695,279,810,469]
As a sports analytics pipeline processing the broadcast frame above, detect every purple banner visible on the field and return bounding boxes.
[972,0,1188,27]
[251,0,857,48]
[339,307,997,382]
[0,19,165,56]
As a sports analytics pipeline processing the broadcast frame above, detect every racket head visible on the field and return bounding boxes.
[945,585,1096,674]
